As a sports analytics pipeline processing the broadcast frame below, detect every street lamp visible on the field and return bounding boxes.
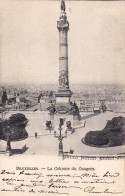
[54,123,67,156]
[6,137,11,152]
[3,124,11,153]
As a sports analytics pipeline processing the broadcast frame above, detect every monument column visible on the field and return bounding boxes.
[56,0,72,104]
[48,0,80,131]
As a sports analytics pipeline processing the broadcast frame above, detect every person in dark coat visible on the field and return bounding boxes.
[35,132,37,138]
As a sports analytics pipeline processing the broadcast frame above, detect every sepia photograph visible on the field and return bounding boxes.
[0,1,125,196]
[0,0,125,159]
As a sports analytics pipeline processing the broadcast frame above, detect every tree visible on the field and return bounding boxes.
[2,90,7,104]
[0,113,29,152]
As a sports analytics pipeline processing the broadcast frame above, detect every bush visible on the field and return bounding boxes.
[2,127,28,141]
[84,131,109,146]
[107,130,124,146]
[104,116,125,132]
[9,113,28,125]
[83,116,125,147]
[0,113,29,141]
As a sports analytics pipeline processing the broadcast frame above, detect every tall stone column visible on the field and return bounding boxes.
[56,0,72,104]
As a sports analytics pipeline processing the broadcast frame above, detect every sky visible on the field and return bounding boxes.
[0,0,125,85]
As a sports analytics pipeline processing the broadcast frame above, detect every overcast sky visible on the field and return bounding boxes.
[0,1,125,85]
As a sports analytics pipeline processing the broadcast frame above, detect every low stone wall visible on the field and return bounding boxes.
[63,153,125,160]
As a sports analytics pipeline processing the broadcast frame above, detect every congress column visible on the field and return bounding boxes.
[56,0,72,104]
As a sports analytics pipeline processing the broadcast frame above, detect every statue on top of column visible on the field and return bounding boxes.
[57,0,69,30]
[61,0,65,12]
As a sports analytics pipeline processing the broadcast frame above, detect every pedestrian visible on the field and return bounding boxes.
[35,132,37,138]
[84,120,86,127]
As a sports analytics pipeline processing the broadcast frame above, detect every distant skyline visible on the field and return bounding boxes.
[1,1,125,85]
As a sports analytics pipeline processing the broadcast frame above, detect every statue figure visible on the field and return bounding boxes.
[59,70,69,89]
[46,121,52,130]
[66,121,75,134]
[61,0,65,12]
[66,121,72,130]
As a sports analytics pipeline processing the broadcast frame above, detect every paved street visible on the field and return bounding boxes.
[0,111,125,156]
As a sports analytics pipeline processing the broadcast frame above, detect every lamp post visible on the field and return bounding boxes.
[3,124,11,153]
[6,135,11,152]
[54,123,67,156]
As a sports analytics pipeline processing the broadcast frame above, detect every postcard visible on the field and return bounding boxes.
[0,0,125,195]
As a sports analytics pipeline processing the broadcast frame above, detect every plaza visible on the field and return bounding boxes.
[0,110,125,156]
